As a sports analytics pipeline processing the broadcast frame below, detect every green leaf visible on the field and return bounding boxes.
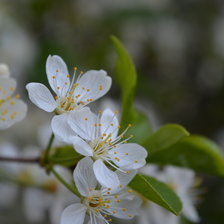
[129,174,182,215]
[111,36,152,142]
[148,135,224,176]
[50,146,82,167]
[143,124,190,158]
[126,111,153,144]
[111,35,137,129]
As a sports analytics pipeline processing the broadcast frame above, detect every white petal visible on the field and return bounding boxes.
[93,159,120,188]
[46,55,70,96]
[183,198,200,222]
[116,170,137,188]
[88,213,107,224]
[23,189,52,222]
[73,70,112,105]
[0,98,27,129]
[61,203,87,224]
[100,108,119,140]
[109,143,147,170]
[70,136,93,156]
[0,77,16,98]
[106,198,140,219]
[139,203,179,224]
[51,113,75,143]
[107,170,137,194]
[0,64,10,77]
[0,183,18,208]
[68,107,97,141]
[73,157,97,196]
[26,82,57,112]
[165,166,195,190]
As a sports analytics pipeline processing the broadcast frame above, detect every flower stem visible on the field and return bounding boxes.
[51,167,80,196]
[44,133,55,163]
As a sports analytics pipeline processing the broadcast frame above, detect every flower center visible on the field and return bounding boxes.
[91,134,113,160]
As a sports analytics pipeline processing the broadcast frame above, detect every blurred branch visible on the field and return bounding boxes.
[0,156,39,163]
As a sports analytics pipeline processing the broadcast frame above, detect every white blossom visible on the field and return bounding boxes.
[26,55,112,116]
[0,64,10,78]
[61,157,141,224]
[52,107,148,188]
[0,65,27,129]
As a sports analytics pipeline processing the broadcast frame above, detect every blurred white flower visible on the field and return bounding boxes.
[61,157,140,224]
[0,64,10,78]
[0,142,19,208]
[26,55,112,117]
[52,107,147,188]
[0,140,73,223]
[139,165,200,224]
[0,66,27,129]
[0,9,37,81]
[21,163,72,223]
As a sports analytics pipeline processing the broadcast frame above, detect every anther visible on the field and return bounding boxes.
[122,208,127,211]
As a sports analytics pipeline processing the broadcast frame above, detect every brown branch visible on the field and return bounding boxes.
[0,156,40,163]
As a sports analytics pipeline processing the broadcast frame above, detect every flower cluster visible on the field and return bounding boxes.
[0,64,27,129]
[26,55,148,224]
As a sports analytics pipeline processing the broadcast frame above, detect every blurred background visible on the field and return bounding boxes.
[1,0,224,223]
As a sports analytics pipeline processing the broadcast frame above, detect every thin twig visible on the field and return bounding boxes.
[44,133,55,162]
[0,156,39,163]
[51,167,80,196]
